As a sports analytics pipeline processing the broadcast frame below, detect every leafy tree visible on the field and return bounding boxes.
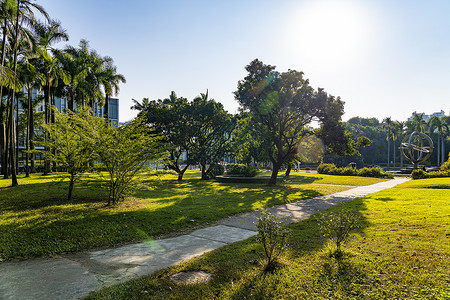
[143,92,193,181]
[234,59,353,185]
[87,116,164,205]
[190,91,234,180]
[35,108,93,200]
[230,112,270,165]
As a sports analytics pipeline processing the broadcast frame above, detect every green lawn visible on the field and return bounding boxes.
[85,177,450,299]
[0,170,373,260]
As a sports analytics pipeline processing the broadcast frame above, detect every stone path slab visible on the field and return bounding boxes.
[0,177,409,299]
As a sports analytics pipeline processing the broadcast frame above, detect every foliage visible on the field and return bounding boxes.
[205,163,224,179]
[87,116,164,205]
[317,163,393,178]
[441,154,450,171]
[189,91,235,180]
[34,108,93,200]
[142,92,192,181]
[317,209,360,257]
[234,59,355,185]
[411,169,450,179]
[255,211,290,271]
[226,163,259,177]
[143,91,234,181]
[357,167,393,178]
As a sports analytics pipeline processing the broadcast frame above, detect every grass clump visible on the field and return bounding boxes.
[317,209,360,258]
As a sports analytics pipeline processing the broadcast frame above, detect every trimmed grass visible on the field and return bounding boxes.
[85,178,450,299]
[0,170,361,260]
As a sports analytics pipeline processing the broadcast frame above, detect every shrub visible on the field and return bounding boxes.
[412,169,450,179]
[317,209,360,258]
[255,211,290,271]
[357,167,393,179]
[317,163,336,174]
[226,164,259,177]
[411,169,428,179]
[441,156,450,171]
[317,164,393,178]
[340,167,357,176]
[206,164,225,179]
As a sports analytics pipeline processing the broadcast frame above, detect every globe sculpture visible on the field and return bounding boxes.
[400,131,434,169]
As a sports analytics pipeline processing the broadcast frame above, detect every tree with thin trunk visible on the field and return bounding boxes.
[382,117,392,170]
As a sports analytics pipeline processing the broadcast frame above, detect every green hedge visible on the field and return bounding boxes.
[411,169,450,179]
[226,164,259,177]
[317,163,393,179]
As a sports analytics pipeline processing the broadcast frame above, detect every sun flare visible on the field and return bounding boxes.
[282,0,375,67]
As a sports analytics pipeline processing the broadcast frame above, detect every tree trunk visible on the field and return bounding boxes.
[43,85,50,174]
[29,93,35,173]
[285,164,292,176]
[103,94,109,121]
[201,162,208,180]
[437,134,441,166]
[9,0,20,186]
[0,122,6,177]
[0,22,8,177]
[387,137,390,170]
[269,161,282,185]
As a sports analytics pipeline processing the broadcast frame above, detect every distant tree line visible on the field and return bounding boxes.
[342,113,450,168]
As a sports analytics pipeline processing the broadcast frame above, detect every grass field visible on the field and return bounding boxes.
[0,170,376,260]
[85,177,450,299]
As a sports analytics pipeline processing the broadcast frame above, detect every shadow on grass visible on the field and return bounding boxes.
[0,172,330,260]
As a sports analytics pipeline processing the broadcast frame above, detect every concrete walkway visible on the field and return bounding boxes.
[0,177,409,300]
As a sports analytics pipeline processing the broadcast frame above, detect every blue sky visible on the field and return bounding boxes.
[40,0,450,123]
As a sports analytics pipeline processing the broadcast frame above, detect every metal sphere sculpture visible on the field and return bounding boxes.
[400,131,434,169]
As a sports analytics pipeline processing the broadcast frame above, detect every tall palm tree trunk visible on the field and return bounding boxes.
[9,0,21,186]
[0,20,9,177]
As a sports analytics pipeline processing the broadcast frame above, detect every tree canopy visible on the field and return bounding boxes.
[234,59,354,184]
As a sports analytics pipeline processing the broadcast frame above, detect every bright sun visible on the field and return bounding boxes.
[282,0,375,68]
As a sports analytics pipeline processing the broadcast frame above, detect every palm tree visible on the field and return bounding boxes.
[382,117,392,169]
[5,0,48,184]
[429,116,449,167]
[396,121,407,167]
[411,112,427,133]
[131,97,151,115]
[99,56,125,121]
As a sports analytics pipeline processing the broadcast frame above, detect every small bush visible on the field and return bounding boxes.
[317,209,360,258]
[226,164,259,177]
[206,164,225,179]
[317,163,336,174]
[255,211,290,271]
[411,169,428,179]
[441,158,450,171]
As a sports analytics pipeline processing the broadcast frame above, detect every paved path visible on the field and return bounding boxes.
[0,177,409,300]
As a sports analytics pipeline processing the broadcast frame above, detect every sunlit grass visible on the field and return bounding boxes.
[0,170,357,260]
[85,180,450,299]
[396,177,450,189]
